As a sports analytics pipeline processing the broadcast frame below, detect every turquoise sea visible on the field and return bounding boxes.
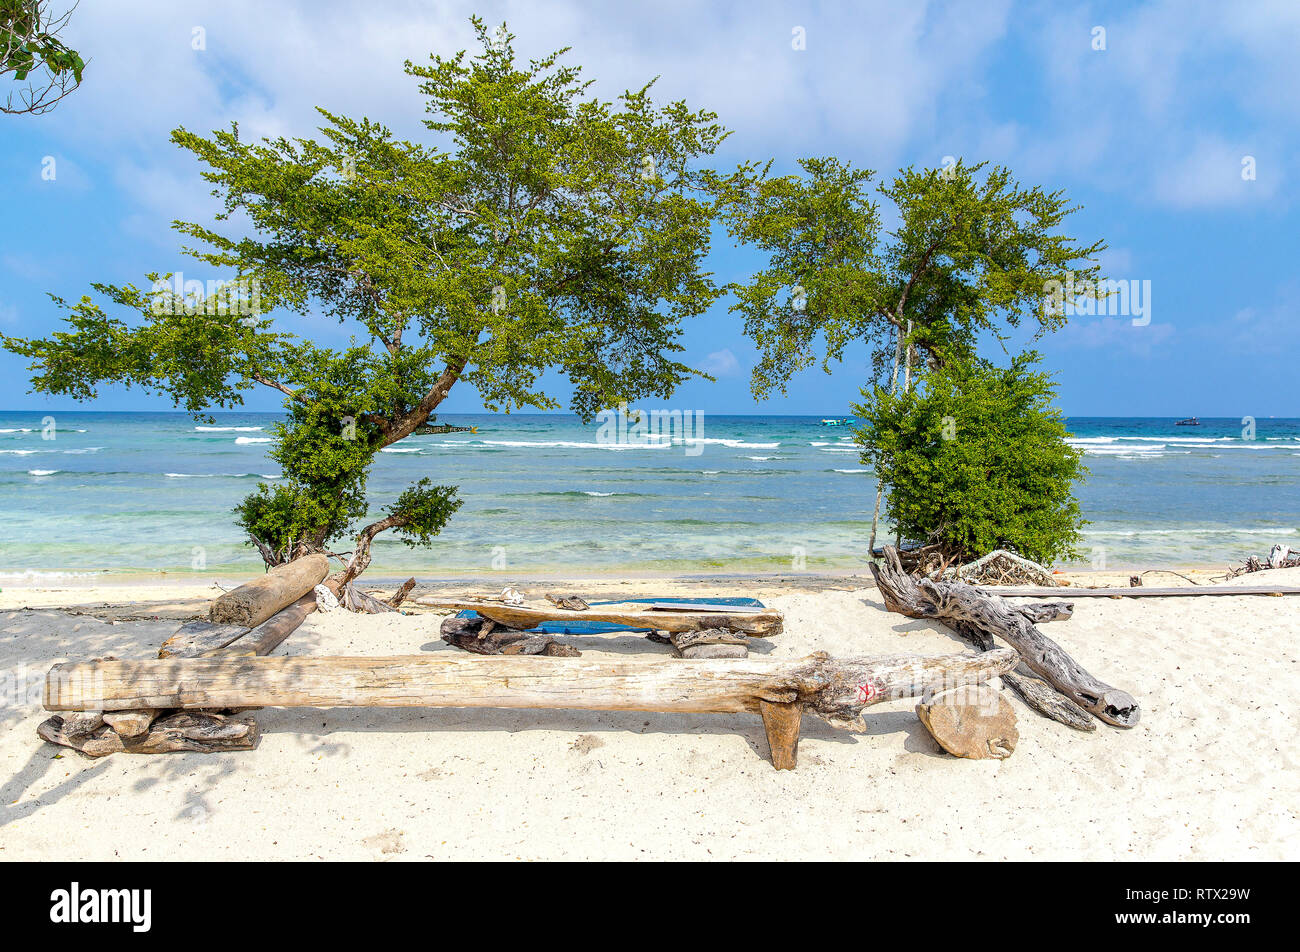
[1,411,1297,580]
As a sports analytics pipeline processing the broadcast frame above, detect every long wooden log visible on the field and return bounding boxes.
[871,548,1138,728]
[210,554,329,627]
[217,592,318,657]
[45,649,1018,734]
[412,599,783,637]
[978,585,1300,598]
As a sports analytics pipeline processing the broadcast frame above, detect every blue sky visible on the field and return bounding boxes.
[1,0,1297,417]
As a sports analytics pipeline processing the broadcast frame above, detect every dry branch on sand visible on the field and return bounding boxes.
[871,545,1138,729]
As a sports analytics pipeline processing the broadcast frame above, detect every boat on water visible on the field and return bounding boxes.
[414,423,477,435]
[1175,417,1200,426]
[820,417,856,427]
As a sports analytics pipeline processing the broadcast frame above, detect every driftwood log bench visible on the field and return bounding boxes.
[33,566,1041,769]
[40,648,1018,769]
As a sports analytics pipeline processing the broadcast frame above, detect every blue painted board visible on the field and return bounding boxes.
[456,596,765,635]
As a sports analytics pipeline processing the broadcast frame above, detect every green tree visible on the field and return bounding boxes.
[716,157,1106,392]
[2,1,85,115]
[3,18,728,583]
[714,156,1104,551]
[853,352,1086,567]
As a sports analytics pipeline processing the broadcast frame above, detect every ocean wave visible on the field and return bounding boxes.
[0,569,105,582]
[0,449,41,455]
[164,472,280,479]
[380,447,422,453]
[478,439,671,450]
[743,455,779,461]
[1090,527,1296,537]
[0,427,87,433]
[235,437,276,444]
[61,447,103,454]
[27,469,59,476]
[675,438,781,449]
[196,425,264,432]
[832,468,870,474]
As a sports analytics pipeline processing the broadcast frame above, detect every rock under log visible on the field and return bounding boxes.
[871,546,1138,728]
[916,684,1019,759]
[677,643,749,659]
[210,554,329,628]
[103,709,158,738]
[670,628,749,659]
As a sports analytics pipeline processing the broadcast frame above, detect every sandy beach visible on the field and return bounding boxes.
[3,569,1296,862]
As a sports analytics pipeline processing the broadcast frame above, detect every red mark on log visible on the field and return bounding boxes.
[857,682,878,703]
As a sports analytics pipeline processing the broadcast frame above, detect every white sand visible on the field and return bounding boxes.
[2,570,1297,861]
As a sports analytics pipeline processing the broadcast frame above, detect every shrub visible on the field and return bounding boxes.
[853,352,1086,566]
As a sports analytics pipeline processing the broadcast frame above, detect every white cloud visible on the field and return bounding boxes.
[1055,316,1175,356]
[703,348,740,377]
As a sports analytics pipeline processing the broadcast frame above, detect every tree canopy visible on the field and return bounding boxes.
[1,0,85,115]
[713,157,1107,397]
[3,17,729,574]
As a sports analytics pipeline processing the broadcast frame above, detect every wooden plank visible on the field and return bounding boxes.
[983,585,1300,598]
[759,699,802,769]
[158,620,251,658]
[44,649,1018,732]
[410,599,782,636]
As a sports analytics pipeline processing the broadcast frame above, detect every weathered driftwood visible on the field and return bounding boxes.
[343,582,399,614]
[218,593,317,657]
[916,685,1018,759]
[977,584,1300,598]
[413,599,783,637]
[950,549,1058,586]
[389,578,417,607]
[159,620,250,659]
[546,593,590,611]
[37,711,259,758]
[210,554,329,627]
[1015,602,1074,624]
[45,648,1019,768]
[871,547,1137,728]
[440,615,580,656]
[760,700,802,770]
